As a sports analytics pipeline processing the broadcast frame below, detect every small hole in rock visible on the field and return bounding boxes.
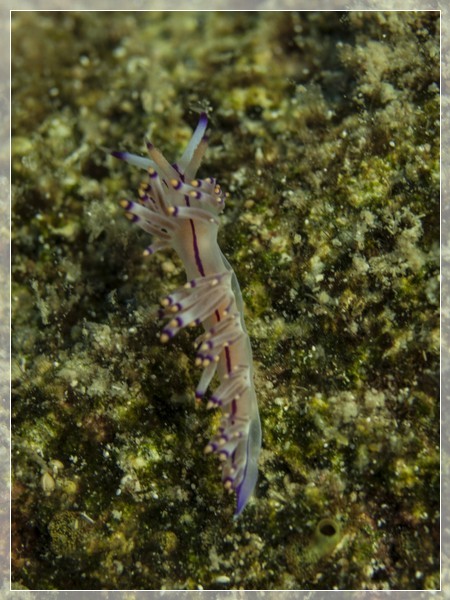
[320,522,336,536]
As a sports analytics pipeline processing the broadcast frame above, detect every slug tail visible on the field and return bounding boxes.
[234,412,262,518]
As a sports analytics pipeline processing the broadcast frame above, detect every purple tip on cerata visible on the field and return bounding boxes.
[199,112,208,127]
[111,150,126,160]
[126,213,139,223]
[119,199,132,210]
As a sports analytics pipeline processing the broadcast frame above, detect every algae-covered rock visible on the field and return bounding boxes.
[12,11,439,590]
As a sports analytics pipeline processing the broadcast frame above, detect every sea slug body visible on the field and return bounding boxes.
[112,113,261,517]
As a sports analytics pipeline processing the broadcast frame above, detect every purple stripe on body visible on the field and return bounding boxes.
[172,163,184,180]
[190,219,205,277]
[186,196,206,277]
[231,398,237,416]
[224,345,232,375]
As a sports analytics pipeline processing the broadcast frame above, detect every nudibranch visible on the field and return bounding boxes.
[112,113,261,517]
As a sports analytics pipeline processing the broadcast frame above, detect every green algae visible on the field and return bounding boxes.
[48,510,101,558]
[12,10,439,591]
